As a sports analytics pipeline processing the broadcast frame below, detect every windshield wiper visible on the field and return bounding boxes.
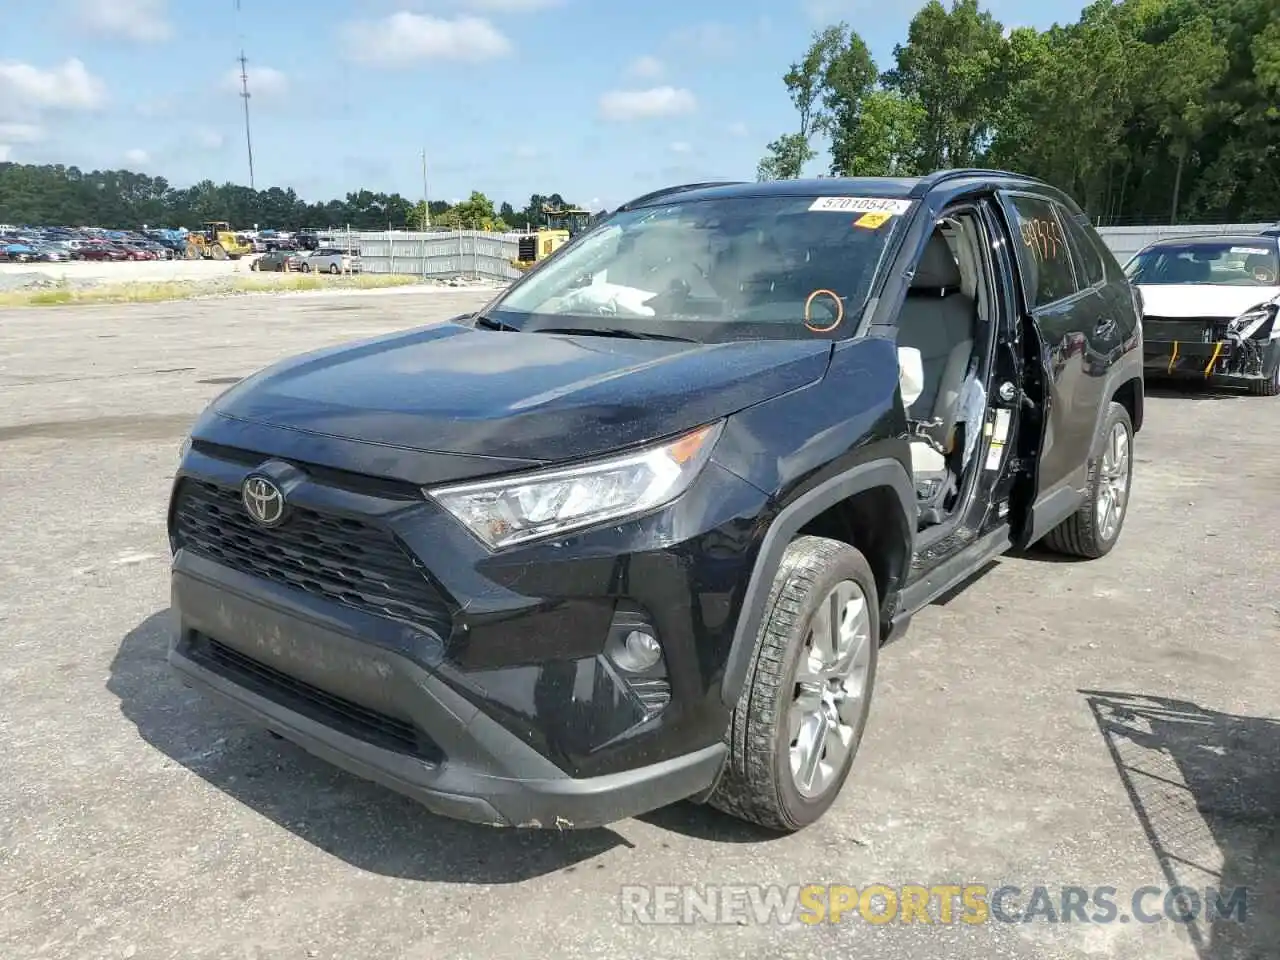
[473,313,519,331]
[534,325,697,342]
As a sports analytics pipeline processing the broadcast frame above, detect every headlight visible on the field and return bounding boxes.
[428,421,724,550]
[1227,303,1278,340]
[178,434,192,464]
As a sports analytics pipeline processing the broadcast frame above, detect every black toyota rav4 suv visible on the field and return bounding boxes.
[168,170,1144,833]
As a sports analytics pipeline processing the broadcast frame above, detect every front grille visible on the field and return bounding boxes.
[173,479,450,631]
[196,635,442,762]
[1145,316,1230,342]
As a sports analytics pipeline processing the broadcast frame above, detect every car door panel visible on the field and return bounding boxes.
[994,190,1095,513]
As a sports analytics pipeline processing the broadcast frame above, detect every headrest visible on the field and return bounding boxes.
[1244,253,1276,282]
[912,231,962,290]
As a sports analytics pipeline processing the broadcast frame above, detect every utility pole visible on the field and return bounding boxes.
[238,50,256,190]
[420,148,431,229]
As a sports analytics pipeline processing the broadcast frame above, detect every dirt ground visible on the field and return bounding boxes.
[1,289,1276,960]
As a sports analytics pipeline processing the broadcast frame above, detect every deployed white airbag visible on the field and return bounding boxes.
[551,281,658,317]
[898,346,925,410]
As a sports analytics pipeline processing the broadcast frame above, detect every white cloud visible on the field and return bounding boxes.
[341,12,512,66]
[627,55,664,79]
[802,0,877,21]
[727,121,748,137]
[0,145,10,162]
[0,58,107,113]
[220,64,288,99]
[598,86,696,121]
[124,148,149,164]
[0,122,45,143]
[668,22,737,56]
[460,0,561,9]
[74,0,173,42]
[193,126,225,149]
[669,141,692,153]
[513,144,539,158]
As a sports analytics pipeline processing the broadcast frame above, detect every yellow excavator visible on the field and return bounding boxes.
[186,221,253,260]
[512,203,593,272]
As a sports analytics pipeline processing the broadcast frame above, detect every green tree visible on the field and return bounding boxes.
[882,0,1008,169]
[831,89,926,177]
[757,133,814,181]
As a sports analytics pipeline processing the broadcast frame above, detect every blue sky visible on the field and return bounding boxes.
[1,0,1089,211]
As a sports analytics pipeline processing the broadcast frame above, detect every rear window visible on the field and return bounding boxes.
[1124,240,1279,286]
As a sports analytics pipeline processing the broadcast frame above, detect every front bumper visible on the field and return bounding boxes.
[170,561,726,827]
[167,435,767,826]
[1143,336,1280,381]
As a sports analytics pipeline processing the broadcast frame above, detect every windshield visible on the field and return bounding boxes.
[1124,240,1279,287]
[487,195,911,342]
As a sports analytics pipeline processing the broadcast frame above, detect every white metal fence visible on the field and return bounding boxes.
[1095,223,1274,262]
[325,223,1277,280]
[321,229,524,281]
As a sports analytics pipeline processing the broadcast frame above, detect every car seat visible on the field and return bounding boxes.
[896,230,976,474]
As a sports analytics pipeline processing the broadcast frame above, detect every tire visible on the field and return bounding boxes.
[300,263,310,273]
[328,263,340,275]
[1042,401,1134,559]
[251,260,259,271]
[708,536,880,832]
[1247,363,1280,397]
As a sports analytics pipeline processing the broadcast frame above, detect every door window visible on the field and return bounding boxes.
[1058,209,1106,288]
[1002,194,1080,308]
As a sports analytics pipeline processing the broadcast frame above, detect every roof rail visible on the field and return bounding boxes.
[615,180,749,212]
[908,168,1040,198]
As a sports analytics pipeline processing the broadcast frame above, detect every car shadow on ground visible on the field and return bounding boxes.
[1081,690,1280,959]
[108,609,633,883]
[1144,380,1248,401]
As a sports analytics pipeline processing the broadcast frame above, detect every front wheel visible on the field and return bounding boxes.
[1042,401,1134,558]
[300,263,310,273]
[328,263,340,275]
[1248,360,1280,397]
[709,536,879,832]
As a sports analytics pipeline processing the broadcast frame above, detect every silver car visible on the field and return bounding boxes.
[300,247,361,274]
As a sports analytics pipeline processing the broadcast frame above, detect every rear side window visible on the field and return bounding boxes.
[1059,210,1107,287]
[1003,194,1079,307]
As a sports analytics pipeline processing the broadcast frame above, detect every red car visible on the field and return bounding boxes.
[79,244,128,262]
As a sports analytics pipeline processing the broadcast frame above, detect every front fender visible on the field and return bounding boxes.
[718,458,915,708]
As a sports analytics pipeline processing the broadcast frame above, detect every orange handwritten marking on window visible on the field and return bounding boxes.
[1020,217,1064,263]
[804,289,844,333]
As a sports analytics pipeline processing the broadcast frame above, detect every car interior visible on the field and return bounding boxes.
[896,213,998,531]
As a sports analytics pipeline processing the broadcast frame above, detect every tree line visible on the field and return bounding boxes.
[0,161,594,233]
[758,0,1280,224]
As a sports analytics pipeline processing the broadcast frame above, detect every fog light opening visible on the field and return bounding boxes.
[613,629,662,673]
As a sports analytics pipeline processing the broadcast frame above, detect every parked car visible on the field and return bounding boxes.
[78,244,127,262]
[251,250,304,272]
[166,170,1143,833]
[300,247,361,274]
[1124,233,1280,396]
[0,242,37,262]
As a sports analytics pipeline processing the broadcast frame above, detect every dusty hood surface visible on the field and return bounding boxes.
[1138,284,1280,319]
[207,321,832,463]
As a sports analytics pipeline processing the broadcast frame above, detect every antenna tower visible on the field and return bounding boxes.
[237,50,256,190]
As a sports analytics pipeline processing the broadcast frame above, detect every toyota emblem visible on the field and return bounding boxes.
[242,475,286,527]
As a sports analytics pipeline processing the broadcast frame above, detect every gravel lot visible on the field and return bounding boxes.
[0,259,251,288]
[1,291,1276,960]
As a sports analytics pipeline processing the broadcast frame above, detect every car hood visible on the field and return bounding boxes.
[1138,284,1280,319]
[207,321,832,463]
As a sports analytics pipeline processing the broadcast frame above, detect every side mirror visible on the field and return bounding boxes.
[898,346,924,410]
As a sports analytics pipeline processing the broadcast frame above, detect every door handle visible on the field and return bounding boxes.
[1094,317,1117,337]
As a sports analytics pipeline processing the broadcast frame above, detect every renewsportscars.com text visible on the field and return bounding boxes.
[619,884,1249,927]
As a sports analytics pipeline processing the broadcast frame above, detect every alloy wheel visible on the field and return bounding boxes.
[1096,420,1131,541]
[788,580,873,799]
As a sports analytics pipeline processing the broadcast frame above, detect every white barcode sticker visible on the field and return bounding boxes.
[808,196,913,215]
